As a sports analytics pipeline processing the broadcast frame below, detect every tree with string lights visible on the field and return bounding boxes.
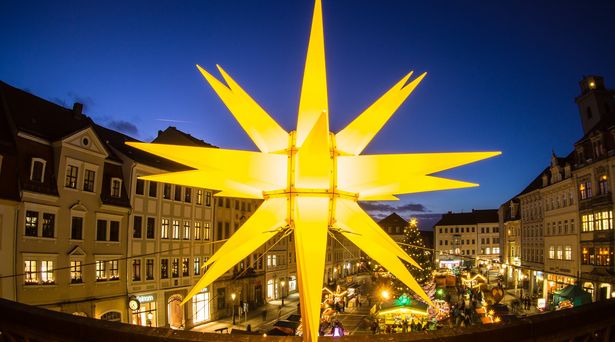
[398,217,434,288]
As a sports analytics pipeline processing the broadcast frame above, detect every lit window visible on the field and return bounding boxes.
[182,258,190,277]
[65,165,79,189]
[549,246,555,259]
[183,221,190,240]
[25,211,38,237]
[24,260,38,285]
[109,260,119,280]
[172,220,180,239]
[204,223,210,240]
[194,257,201,276]
[556,246,563,260]
[172,258,179,278]
[84,170,95,192]
[565,246,572,260]
[161,218,169,239]
[196,190,203,205]
[96,260,106,281]
[206,192,211,206]
[194,222,201,240]
[71,260,83,283]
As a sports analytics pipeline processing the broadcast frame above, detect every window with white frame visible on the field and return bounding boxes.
[161,218,169,239]
[30,158,46,182]
[25,210,56,238]
[194,222,201,240]
[183,221,190,240]
[97,259,120,281]
[96,219,120,242]
[41,213,55,238]
[71,216,84,240]
[196,189,203,205]
[83,169,96,192]
[41,260,54,284]
[204,223,210,240]
[24,260,38,285]
[172,220,180,240]
[557,246,563,260]
[23,256,56,285]
[565,245,572,260]
[25,211,38,237]
[110,178,122,198]
[132,259,141,282]
[65,165,79,189]
[96,260,106,281]
[70,260,83,283]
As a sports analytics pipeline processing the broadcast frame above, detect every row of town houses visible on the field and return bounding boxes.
[0,81,361,329]
[434,75,615,305]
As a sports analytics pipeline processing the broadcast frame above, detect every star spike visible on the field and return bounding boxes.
[336,199,421,268]
[181,197,288,305]
[338,151,501,198]
[293,197,330,342]
[296,0,328,147]
[295,112,331,189]
[196,64,288,153]
[336,71,426,155]
[126,142,287,194]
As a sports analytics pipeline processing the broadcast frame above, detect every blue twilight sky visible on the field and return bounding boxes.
[2,1,615,227]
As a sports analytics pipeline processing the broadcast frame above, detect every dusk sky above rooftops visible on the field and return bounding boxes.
[2,1,615,228]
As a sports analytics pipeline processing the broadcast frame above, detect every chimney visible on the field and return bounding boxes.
[72,102,83,118]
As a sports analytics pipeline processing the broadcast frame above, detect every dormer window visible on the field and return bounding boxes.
[111,178,122,198]
[65,165,79,189]
[30,158,46,182]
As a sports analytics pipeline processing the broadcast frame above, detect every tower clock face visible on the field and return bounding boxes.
[129,297,140,311]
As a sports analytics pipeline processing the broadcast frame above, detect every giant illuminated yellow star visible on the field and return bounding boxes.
[128,1,499,340]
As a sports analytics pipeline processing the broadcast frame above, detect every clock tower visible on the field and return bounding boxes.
[575,75,615,134]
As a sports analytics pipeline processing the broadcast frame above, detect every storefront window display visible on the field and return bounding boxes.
[130,294,157,327]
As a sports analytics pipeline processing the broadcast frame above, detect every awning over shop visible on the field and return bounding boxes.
[553,285,592,307]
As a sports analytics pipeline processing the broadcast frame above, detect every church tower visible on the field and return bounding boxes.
[575,75,615,134]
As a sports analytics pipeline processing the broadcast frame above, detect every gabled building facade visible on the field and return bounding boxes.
[0,81,131,321]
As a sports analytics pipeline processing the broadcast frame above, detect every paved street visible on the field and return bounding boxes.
[192,293,301,334]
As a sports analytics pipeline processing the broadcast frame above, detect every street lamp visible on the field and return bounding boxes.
[381,290,390,300]
[231,293,236,325]
[280,280,286,306]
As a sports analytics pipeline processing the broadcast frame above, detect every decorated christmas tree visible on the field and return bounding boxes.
[400,217,434,286]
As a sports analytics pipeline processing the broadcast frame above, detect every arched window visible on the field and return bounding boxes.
[100,311,121,322]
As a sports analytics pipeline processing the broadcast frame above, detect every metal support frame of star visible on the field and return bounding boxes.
[128,1,500,340]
